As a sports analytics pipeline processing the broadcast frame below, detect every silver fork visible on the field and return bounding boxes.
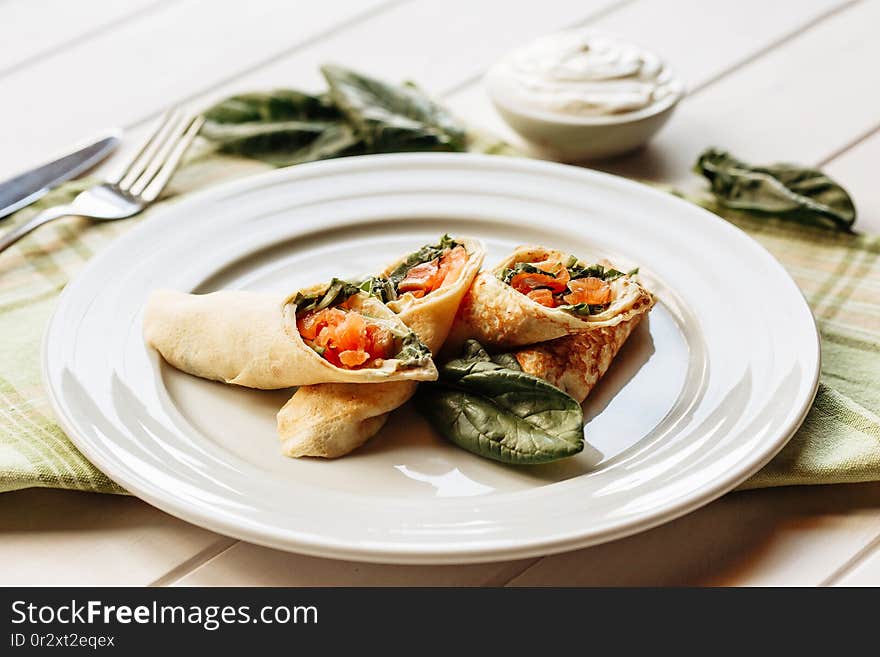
[0,110,205,255]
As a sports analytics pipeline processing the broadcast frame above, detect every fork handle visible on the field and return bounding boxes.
[0,205,76,255]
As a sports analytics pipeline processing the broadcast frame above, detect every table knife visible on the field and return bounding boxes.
[0,132,121,221]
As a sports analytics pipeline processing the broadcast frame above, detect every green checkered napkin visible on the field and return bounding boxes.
[0,147,877,495]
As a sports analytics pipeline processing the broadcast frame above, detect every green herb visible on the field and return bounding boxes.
[386,234,460,290]
[322,65,467,152]
[357,276,398,303]
[498,262,557,284]
[291,278,362,317]
[200,67,469,167]
[694,148,856,232]
[395,332,433,367]
[556,303,610,316]
[566,262,625,281]
[414,341,585,464]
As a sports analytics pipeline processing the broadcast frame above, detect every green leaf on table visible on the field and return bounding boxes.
[321,64,468,153]
[694,148,856,232]
[200,89,364,166]
[414,340,585,465]
[203,90,342,123]
[198,67,469,166]
[200,119,363,166]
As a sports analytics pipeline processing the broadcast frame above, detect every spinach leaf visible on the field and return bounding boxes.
[321,65,468,153]
[386,234,460,290]
[200,67,469,167]
[203,90,342,123]
[566,261,625,282]
[498,262,557,284]
[200,90,363,166]
[291,278,362,317]
[200,119,363,167]
[415,341,585,464]
[694,148,856,232]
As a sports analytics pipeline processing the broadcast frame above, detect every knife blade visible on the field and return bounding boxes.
[0,132,121,221]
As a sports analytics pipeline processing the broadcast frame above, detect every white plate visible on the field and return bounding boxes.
[43,153,819,564]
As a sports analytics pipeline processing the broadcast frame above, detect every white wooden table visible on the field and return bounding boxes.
[3,0,880,586]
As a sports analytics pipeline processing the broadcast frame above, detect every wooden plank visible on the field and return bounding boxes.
[0,0,164,76]
[174,542,537,587]
[823,129,880,234]
[0,0,395,179]
[504,483,880,586]
[0,0,627,181]
[194,0,626,99]
[0,488,231,585]
[83,0,627,187]
[829,538,880,585]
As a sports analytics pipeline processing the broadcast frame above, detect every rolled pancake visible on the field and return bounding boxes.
[512,307,651,403]
[144,284,437,389]
[278,236,486,458]
[445,246,654,351]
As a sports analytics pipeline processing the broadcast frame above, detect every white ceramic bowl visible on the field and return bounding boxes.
[486,64,684,161]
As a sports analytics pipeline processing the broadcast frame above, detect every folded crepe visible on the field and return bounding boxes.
[143,279,437,389]
[445,245,654,352]
[277,235,486,458]
[511,310,649,404]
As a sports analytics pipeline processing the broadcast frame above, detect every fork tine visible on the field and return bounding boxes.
[109,109,181,187]
[138,115,205,202]
[125,112,194,198]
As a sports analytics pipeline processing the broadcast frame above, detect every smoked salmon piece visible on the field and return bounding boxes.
[398,245,467,297]
[526,288,557,307]
[564,277,612,305]
[297,305,394,369]
[510,260,570,295]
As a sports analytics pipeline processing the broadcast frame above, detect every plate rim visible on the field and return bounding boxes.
[42,152,821,564]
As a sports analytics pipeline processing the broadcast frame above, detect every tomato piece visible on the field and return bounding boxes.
[564,277,612,305]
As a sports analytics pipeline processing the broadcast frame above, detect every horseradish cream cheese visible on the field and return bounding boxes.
[488,30,683,118]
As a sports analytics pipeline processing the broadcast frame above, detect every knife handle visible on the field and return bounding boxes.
[0,205,74,255]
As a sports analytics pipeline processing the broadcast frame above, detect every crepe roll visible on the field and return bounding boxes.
[512,310,650,404]
[143,279,437,389]
[445,245,654,351]
[277,235,486,458]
